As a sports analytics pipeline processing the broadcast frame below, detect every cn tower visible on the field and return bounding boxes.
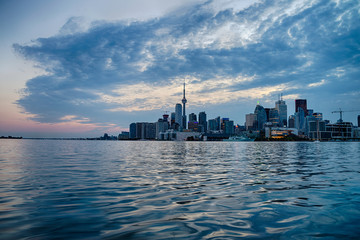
[182,81,187,129]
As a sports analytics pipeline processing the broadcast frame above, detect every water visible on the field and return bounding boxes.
[0,140,360,239]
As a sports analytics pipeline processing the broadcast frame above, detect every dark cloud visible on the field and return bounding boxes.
[14,0,360,126]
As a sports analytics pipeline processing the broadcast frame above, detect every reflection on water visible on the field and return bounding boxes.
[0,140,360,239]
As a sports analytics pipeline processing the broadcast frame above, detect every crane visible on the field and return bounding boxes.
[331,108,360,123]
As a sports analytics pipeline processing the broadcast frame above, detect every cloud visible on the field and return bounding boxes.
[14,0,360,128]
[308,79,326,88]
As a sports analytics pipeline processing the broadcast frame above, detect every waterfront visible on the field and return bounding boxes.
[0,140,360,239]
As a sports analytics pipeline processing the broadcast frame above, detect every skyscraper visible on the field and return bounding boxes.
[295,107,305,132]
[254,104,267,130]
[221,118,230,132]
[275,96,287,127]
[189,113,197,122]
[246,113,257,131]
[288,115,295,128]
[215,116,221,131]
[198,111,207,132]
[295,99,308,116]
[221,118,234,134]
[269,108,279,126]
[175,103,182,127]
[170,112,175,128]
[129,123,136,139]
[182,82,187,129]
[155,118,169,139]
[208,119,217,131]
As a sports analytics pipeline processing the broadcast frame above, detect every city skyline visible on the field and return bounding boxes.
[1,0,360,138]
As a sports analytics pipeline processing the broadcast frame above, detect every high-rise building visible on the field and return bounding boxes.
[223,120,234,135]
[129,123,136,139]
[156,118,169,139]
[182,82,187,129]
[208,119,217,131]
[198,112,207,132]
[295,99,308,116]
[170,112,176,128]
[254,104,267,130]
[146,123,156,139]
[136,122,145,139]
[135,122,155,139]
[265,108,271,122]
[246,113,257,131]
[189,113,197,122]
[288,115,295,128]
[269,108,279,126]
[221,118,230,132]
[175,103,182,127]
[188,113,198,132]
[188,121,199,132]
[295,107,305,132]
[275,96,287,127]
[215,116,221,131]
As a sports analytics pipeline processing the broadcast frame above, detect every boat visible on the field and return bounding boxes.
[223,136,255,142]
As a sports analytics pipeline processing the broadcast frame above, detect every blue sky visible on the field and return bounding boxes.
[1,0,359,137]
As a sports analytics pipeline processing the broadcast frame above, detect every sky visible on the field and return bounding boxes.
[0,0,359,138]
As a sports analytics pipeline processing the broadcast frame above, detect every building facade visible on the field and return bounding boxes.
[254,104,267,130]
[175,103,182,128]
[198,111,207,133]
[295,99,308,116]
[246,113,257,131]
[275,99,287,127]
[269,108,279,127]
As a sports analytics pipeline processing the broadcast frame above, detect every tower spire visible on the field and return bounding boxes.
[183,81,186,100]
[182,80,187,129]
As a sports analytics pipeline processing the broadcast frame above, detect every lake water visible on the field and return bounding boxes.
[0,140,360,239]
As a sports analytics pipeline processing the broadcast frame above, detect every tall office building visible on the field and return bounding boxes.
[175,103,182,127]
[156,118,169,139]
[182,82,187,129]
[295,99,308,116]
[221,118,234,134]
[215,116,221,131]
[275,96,287,127]
[189,113,197,122]
[295,107,305,131]
[129,123,136,139]
[198,111,207,132]
[170,112,175,128]
[188,113,198,132]
[208,119,217,131]
[135,122,156,139]
[224,120,234,135]
[288,115,295,128]
[188,121,199,132]
[254,104,267,130]
[246,113,257,131]
[269,108,279,126]
[221,118,230,132]
[265,108,270,122]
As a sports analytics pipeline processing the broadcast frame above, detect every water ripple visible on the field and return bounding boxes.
[0,140,360,239]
